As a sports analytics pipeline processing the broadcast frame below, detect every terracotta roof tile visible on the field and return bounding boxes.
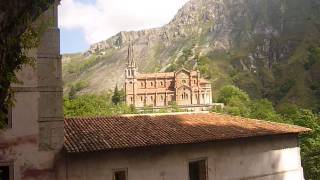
[64,113,310,153]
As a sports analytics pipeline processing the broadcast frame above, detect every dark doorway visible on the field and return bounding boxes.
[0,165,10,180]
[189,159,207,180]
[113,170,127,180]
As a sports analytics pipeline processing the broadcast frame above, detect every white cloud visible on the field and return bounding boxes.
[58,0,189,44]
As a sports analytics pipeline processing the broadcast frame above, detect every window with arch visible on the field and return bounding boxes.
[194,80,196,84]
[141,96,143,101]
[151,96,153,101]
[150,82,153,86]
[182,80,186,84]
[160,81,163,86]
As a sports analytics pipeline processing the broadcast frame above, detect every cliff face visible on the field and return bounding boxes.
[63,0,320,110]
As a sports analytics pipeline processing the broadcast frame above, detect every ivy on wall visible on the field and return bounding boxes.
[0,0,55,126]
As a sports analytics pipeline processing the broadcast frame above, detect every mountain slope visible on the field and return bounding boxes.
[62,0,320,111]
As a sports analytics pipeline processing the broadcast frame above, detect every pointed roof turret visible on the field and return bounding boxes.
[127,40,135,67]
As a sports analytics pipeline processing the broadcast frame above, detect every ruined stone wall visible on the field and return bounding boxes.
[0,1,64,179]
[58,134,305,180]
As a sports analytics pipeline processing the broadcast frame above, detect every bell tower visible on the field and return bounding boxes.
[124,42,137,106]
[125,42,137,78]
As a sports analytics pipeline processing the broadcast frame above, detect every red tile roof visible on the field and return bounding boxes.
[64,113,310,153]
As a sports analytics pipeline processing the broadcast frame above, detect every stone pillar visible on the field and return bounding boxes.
[37,1,64,152]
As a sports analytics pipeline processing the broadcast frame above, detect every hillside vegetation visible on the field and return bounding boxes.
[62,0,320,112]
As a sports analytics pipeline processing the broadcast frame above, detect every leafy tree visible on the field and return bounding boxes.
[64,94,137,117]
[278,105,320,180]
[217,85,250,105]
[68,86,77,100]
[249,99,281,121]
[224,96,250,117]
[112,85,121,105]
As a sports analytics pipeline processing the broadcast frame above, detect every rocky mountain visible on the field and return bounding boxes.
[62,0,320,111]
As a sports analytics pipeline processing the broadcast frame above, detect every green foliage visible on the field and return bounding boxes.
[165,48,194,72]
[68,81,89,99]
[217,85,250,105]
[65,54,102,74]
[214,86,320,179]
[112,85,123,105]
[0,1,54,125]
[64,94,136,117]
[248,99,281,121]
[304,46,320,70]
[224,96,250,117]
[278,105,320,180]
[169,101,183,112]
[197,56,210,76]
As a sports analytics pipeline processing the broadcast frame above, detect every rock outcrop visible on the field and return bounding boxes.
[63,0,320,110]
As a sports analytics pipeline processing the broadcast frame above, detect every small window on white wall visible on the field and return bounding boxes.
[188,159,207,180]
[113,169,127,180]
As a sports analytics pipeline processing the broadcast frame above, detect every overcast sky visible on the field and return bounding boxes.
[59,0,189,53]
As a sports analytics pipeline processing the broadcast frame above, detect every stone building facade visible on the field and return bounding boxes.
[0,2,64,179]
[124,44,212,109]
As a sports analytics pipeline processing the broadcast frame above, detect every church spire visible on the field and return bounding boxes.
[125,40,137,79]
[127,40,135,67]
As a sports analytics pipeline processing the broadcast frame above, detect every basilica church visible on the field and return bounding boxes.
[124,43,212,109]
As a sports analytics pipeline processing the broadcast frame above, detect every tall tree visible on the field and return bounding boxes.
[112,85,121,105]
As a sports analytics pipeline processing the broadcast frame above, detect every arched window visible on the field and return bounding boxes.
[160,81,163,86]
[151,96,153,101]
[194,80,196,84]
[150,82,153,86]
[141,96,143,101]
[182,80,186,84]
[130,97,133,102]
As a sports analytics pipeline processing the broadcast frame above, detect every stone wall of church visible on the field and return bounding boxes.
[125,70,212,109]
